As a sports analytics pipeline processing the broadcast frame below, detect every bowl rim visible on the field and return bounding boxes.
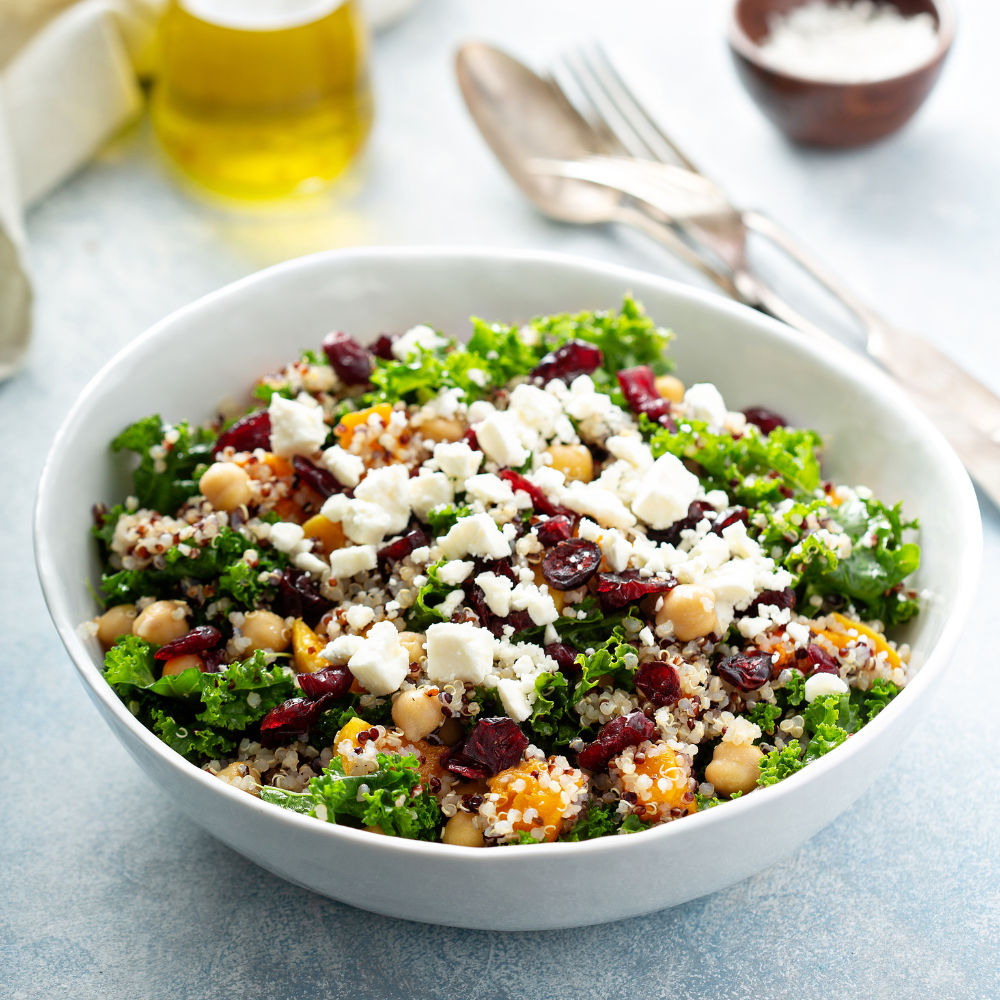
[727,0,956,87]
[35,244,982,863]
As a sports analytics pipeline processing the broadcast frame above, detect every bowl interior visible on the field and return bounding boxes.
[35,248,981,915]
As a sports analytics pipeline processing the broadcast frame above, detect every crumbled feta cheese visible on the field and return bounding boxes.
[320,445,365,488]
[508,582,559,626]
[599,528,632,572]
[345,605,376,630]
[684,383,728,428]
[293,552,328,577]
[631,453,700,530]
[354,464,412,535]
[424,387,466,419]
[544,623,560,645]
[804,673,849,702]
[434,440,483,481]
[476,571,514,617]
[268,521,305,553]
[438,560,475,586]
[465,473,516,506]
[467,399,496,423]
[561,482,637,530]
[321,634,365,663]
[408,472,454,521]
[437,590,466,619]
[737,615,771,639]
[392,324,446,361]
[268,395,328,458]
[785,621,811,647]
[638,626,655,647]
[507,383,565,438]
[328,544,377,579]
[476,412,529,468]
[425,622,496,684]
[438,512,512,560]
[577,518,602,542]
[497,677,532,723]
[605,435,654,471]
[347,620,409,695]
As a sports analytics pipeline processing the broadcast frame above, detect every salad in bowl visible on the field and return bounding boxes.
[84,296,920,848]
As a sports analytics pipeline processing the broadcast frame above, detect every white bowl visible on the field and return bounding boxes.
[35,247,981,931]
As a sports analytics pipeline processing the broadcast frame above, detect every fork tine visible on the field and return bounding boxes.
[547,57,625,156]
[558,48,656,160]
[582,44,699,173]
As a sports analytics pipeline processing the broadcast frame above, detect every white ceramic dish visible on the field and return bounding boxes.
[35,247,981,931]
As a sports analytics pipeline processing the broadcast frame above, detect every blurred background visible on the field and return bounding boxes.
[3,1,999,997]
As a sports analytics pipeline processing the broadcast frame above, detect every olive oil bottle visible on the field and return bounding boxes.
[151,0,373,199]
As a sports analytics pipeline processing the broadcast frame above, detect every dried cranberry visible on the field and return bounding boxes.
[201,647,228,673]
[742,406,787,435]
[276,568,332,628]
[293,455,338,499]
[441,717,529,779]
[634,662,681,707]
[744,587,796,617]
[545,642,581,673]
[463,583,494,629]
[542,539,601,591]
[536,515,574,547]
[213,410,271,457]
[594,571,676,610]
[370,334,397,360]
[717,650,774,691]
[577,711,657,771]
[463,428,479,451]
[617,366,673,424]
[805,643,839,675]
[530,340,603,385]
[259,695,333,748]
[651,500,714,546]
[377,528,428,565]
[322,330,373,386]
[711,506,749,536]
[154,625,222,660]
[497,469,570,519]
[297,665,352,700]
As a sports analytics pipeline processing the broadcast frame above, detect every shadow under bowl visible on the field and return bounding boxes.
[728,0,955,148]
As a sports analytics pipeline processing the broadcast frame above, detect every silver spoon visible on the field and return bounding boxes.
[455,42,741,299]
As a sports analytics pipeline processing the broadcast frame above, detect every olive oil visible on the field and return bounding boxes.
[151,0,372,199]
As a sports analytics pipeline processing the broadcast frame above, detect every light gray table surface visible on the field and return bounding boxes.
[3,1,999,997]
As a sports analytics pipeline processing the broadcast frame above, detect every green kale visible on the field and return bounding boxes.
[150,708,237,762]
[92,503,127,549]
[368,341,494,406]
[518,597,621,654]
[110,415,215,515]
[858,678,899,723]
[313,693,394,743]
[800,693,853,763]
[98,524,287,608]
[694,792,722,811]
[262,753,442,840]
[803,722,849,763]
[523,671,579,749]
[103,634,157,689]
[756,740,806,787]
[747,702,782,737]
[620,814,653,834]
[253,383,294,404]
[466,318,549,388]
[572,624,640,705]
[405,559,457,631]
[801,494,919,626]
[781,668,807,707]
[646,418,822,504]
[425,504,472,535]
[196,652,295,730]
[561,802,620,841]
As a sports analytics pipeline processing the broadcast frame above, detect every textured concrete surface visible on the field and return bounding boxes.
[2,1,999,997]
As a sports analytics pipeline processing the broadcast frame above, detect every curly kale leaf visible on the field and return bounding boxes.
[98,524,287,608]
[646,419,822,504]
[425,504,472,535]
[561,802,620,841]
[757,740,806,787]
[110,415,215,515]
[369,344,493,405]
[150,708,236,762]
[781,668,807,707]
[405,559,458,631]
[858,678,899,723]
[801,693,853,763]
[571,624,639,708]
[262,753,442,840]
[103,634,157,689]
[196,652,295,730]
[747,701,782,737]
[518,597,622,653]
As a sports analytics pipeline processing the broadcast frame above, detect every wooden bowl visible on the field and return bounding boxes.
[728,0,955,147]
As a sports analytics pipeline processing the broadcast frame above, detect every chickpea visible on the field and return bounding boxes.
[133,600,190,645]
[420,416,465,443]
[242,610,291,655]
[656,584,717,642]
[545,444,593,483]
[705,741,762,797]
[655,374,685,403]
[364,825,386,835]
[442,811,486,847]
[199,461,252,512]
[397,631,426,664]
[216,761,262,797]
[161,654,204,676]
[392,688,446,742]
[437,717,465,746]
[96,604,137,649]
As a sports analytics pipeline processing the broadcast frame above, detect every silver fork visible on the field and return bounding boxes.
[545,45,1000,503]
